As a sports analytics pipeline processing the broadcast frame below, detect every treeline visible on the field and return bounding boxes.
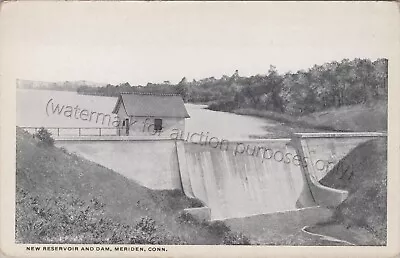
[18,79,106,91]
[77,58,388,115]
[77,81,180,97]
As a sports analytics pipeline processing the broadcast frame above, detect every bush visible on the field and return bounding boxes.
[135,216,156,235]
[205,221,231,236]
[176,212,250,245]
[34,127,54,146]
[207,100,238,112]
[177,212,199,226]
[59,147,68,154]
[223,231,251,245]
[15,190,183,244]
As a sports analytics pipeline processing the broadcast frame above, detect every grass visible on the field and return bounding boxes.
[232,100,387,134]
[304,101,387,132]
[310,138,387,245]
[224,207,337,245]
[16,127,249,244]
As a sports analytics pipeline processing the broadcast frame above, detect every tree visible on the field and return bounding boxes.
[175,77,188,102]
[265,65,284,112]
[34,127,54,147]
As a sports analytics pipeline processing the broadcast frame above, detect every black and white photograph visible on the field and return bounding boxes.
[1,1,399,257]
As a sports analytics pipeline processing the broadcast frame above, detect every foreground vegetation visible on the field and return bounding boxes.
[16,128,249,244]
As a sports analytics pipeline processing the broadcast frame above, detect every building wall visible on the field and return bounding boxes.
[116,107,185,137]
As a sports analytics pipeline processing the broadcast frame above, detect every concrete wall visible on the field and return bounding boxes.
[55,132,386,220]
[290,132,387,207]
[56,140,182,190]
[180,140,316,220]
[293,133,387,181]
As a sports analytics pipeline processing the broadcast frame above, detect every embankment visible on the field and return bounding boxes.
[308,138,387,245]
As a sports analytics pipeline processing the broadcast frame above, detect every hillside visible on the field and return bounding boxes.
[302,101,387,132]
[309,138,387,245]
[233,100,387,135]
[15,128,249,244]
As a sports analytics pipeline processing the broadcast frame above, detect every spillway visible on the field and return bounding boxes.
[180,140,316,220]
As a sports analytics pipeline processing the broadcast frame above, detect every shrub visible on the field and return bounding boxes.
[176,212,250,245]
[15,190,183,244]
[135,216,156,235]
[34,127,54,146]
[177,212,199,226]
[59,147,68,154]
[207,100,238,112]
[205,220,231,236]
[222,231,251,245]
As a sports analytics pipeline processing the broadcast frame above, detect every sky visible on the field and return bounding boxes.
[0,1,398,85]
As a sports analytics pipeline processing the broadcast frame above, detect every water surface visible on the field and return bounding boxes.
[17,89,272,139]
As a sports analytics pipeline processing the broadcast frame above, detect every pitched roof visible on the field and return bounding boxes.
[112,92,190,118]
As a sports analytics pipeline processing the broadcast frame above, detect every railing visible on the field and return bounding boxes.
[20,127,119,137]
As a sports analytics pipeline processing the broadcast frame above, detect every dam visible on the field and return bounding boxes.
[31,129,386,221]
[180,139,315,220]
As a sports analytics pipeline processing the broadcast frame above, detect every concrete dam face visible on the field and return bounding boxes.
[56,133,385,220]
[180,141,315,220]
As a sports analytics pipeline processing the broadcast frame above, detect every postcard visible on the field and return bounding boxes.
[0,1,399,257]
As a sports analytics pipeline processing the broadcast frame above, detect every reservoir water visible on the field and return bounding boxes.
[17,89,272,140]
